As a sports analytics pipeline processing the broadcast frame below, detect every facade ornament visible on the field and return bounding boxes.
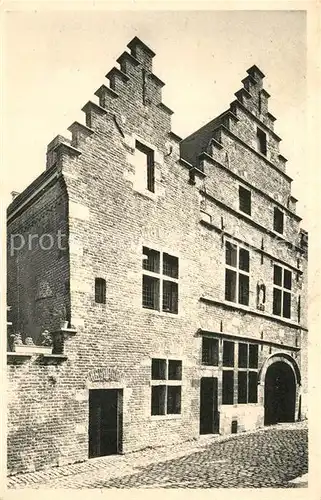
[257,279,266,311]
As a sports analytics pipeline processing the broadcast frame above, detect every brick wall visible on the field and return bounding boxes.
[7,177,70,344]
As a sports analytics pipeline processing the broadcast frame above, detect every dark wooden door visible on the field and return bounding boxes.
[264,362,296,425]
[200,377,219,434]
[89,389,123,458]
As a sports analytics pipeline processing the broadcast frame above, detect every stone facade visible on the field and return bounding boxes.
[7,37,308,475]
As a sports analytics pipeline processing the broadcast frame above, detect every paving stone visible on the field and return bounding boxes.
[8,422,308,489]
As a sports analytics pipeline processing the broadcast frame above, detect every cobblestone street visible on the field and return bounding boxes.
[8,421,308,489]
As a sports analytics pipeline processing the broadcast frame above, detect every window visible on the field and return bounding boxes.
[142,247,179,314]
[202,337,219,366]
[151,359,182,415]
[225,242,250,306]
[237,343,258,404]
[135,141,155,193]
[239,186,251,215]
[95,278,106,304]
[273,207,284,234]
[256,127,267,155]
[221,340,259,405]
[273,265,292,318]
[223,340,235,367]
[222,371,234,405]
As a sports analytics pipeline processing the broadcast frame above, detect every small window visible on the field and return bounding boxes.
[143,247,160,273]
[151,358,166,380]
[167,386,181,414]
[202,337,219,366]
[256,128,267,155]
[151,385,166,415]
[273,208,284,234]
[162,280,178,314]
[238,371,247,404]
[239,186,251,215]
[249,344,258,369]
[225,269,237,302]
[248,372,258,403]
[238,343,248,368]
[163,253,179,279]
[222,370,234,405]
[226,241,237,267]
[135,141,155,193]
[168,360,182,380]
[223,341,235,367]
[142,275,160,310]
[95,278,106,304]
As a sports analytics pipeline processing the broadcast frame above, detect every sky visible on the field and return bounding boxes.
[2,8,308,225]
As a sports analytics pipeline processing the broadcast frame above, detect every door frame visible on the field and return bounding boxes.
[87,382,125,458]
[259,353,300,424]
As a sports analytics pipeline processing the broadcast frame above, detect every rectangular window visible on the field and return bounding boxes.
[95,278,106,304]
[163,253,179,279]
[225,242,250,306]
[162,280,178,314]
[151,358,166,380]
[151,358,182,415]
[237,343,258,404]
[273,207,284,234]
[256,128,267,155]
[135,141,155,193]
[248,372,258,403]
[238,371,247,404]
[142,275,160,310]
[168,360,182,380]
[239,186,251,215]
[222,370,234,405]
[143,247,160,273]
[202,337,219,366]
[238,343,248,368]
[220,340,259,405]
[223,341,235,367]
[151,385,166,415]
[249,344,259,369]
[167,386,181,414]
[142,248,179,314]
[273,265,292,319]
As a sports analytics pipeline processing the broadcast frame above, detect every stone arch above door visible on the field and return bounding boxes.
[258,351,301,387]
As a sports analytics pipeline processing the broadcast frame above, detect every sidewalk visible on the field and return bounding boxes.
[7,420,308,489]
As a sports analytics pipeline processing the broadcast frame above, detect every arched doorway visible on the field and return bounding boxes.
[264,361,296,425]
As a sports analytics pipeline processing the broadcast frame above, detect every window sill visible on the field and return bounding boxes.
[141,307,180,318]
[150,380,181,386]
[150,414,182,421]
[134,188,157,201]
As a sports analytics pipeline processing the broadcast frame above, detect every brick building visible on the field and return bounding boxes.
[7,37,308,475]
